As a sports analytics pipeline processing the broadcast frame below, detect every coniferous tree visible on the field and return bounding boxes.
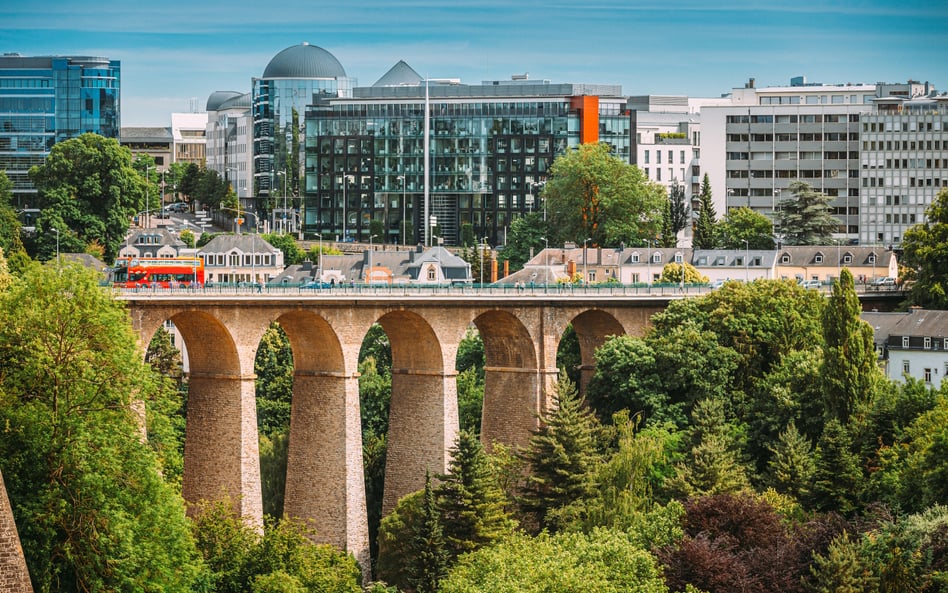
[436,430,515,560]
[667,396,749,497]
[810,419,863,514]
[520,371,600,532]
[822,268,878,423]
[408,471,449,593]
[777,180,839,245]
[693,173,717,249]
[766,420,815,501]
[807,532,878,593]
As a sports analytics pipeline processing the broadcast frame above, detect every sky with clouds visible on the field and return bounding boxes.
[3,0,947,126]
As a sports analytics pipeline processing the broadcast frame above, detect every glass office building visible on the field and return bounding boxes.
[303,64,629,246]
[252,43,354,200]
[0,54,120,207]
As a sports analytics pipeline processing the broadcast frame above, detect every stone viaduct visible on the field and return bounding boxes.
[120,288,671,569]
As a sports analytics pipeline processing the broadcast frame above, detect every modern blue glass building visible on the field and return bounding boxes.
[0,54,120,207]
[252,43,354,200]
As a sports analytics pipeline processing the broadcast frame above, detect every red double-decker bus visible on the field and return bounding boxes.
[111,257,204,288]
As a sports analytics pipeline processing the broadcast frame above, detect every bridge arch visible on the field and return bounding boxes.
[472,309,542,451]
[567,308,627,394]
[276,310,368,569]
[377,309,461,514]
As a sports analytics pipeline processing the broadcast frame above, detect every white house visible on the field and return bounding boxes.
[864,309,948,388]
[198,234,284,284]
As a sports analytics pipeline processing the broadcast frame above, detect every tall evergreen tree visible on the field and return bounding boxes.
[822,268,878,423]
[666,395,750,497]
[807,532,878,593]
[777,180,839,245]
[693,173,717,249]
[520,371,600,532]
[766,420,815,501]
[435,430,515,560]
[408,472,449,593]
[810,419,863,514]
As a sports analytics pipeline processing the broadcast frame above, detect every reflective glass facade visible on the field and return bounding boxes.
[303,85,630,246]
[0,55,120,207]
[251,76,352,197]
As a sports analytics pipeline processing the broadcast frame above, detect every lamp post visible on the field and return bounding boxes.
[367,234,378,284]
[539,235,549,268]
[647,239,652,287]
[397,175,406,246]
[742,239,749,282]
[341,174,354,241]
[144,165,154,228]
[479,236,489,286]
[583,237,590,286]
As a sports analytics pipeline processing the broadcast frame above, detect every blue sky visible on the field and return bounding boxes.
[3,0,947,126]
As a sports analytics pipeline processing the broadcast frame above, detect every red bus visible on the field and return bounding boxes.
[112,257,205,288]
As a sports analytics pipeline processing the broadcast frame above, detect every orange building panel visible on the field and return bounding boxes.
[571,95,600,144]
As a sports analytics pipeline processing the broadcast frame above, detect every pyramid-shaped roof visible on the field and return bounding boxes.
[373,60,423,87]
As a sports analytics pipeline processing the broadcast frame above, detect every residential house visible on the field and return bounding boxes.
[863,308,948,388]
[198,234,284,284]
[692,249,778,283]
[774,246,897,285]
[273,245,471,286]
[119,229,187,259]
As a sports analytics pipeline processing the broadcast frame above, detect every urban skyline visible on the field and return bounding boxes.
[3,0,947,126]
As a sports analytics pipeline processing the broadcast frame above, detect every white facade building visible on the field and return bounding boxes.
[205,92,253,202]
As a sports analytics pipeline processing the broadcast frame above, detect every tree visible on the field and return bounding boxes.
[262,233,306,266]
[662,182,689,247]
[0,261,204,592]
[435,430,515,561]
[543,142,665,246]
[520,371,601,532]
[901,187,948,309]
[408,472,449,593]
[809,419,863,514]
[659,261,708,284]
[255,323,294,435]
[766,421,815,502]
[439,529,668,593]
[28,133,144,261]
[807,532,878,593]
[693,173,718,249]
[718,206,775,249]
[0,171,26,258]
[777,181,839,245]
[821,268,879,423]
[496,211,547,272]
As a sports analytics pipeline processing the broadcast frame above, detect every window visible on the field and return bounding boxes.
[427,266,436,281]
[924,368,932,384]
[644,150,649,164]
[902,336,910,348]
[630,252,640,263]
[903,360,910,374]
[924,337,932,349]
[652,252,662,263]
[781,254,791,264]
[814,254,823,263]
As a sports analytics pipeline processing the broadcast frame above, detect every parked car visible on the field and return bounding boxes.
[871,276,896,288]
[163,202,188,214]
[301,280,333,289]
[799,279,822,289]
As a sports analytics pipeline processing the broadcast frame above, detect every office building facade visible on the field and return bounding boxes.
[0,53,120,207]
[302,64,630,246]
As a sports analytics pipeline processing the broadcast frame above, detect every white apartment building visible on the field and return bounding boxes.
[859,95,948,247]
[701,77,937,245]
[170,112,208,166]
[205,91,253,202]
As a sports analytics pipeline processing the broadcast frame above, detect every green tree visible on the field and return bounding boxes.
[766,421,815,502]
[777,181,839,245]
[0,171,26,257]
[666,396,750,498]
[718,206,776,249]
[0,261,204,592]
[255,323,294,435]
[262,232,306,266]
[659,261,708,284]
[520,371,601,532]
[821,268,879,423]
[810,419,863,514]
[408,472,449,593]
[693,173,718,249]
[496,211,547,272]
[28,133,144,261]
[436,430,516,560]
[661,183,688,247]
[440,529,668,593]
[902,187,948,309]
[179,228,196,248]
[807,532,878,593]
[544,142,665,246]
[375,490,423,589]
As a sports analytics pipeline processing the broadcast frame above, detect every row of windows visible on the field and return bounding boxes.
[728,132,858,142]
[727,113,861,124]
[863,158,948,169]
[864,176,948,188]
[201,253,275,267]
[900,336,948,350]
[862,139,946,151]
[864,120,945,132]
[642,150,687,164]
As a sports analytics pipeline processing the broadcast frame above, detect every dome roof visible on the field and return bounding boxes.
[262,42,346,79]
[206,91,243,111]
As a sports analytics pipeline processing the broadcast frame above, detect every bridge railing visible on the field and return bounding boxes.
[109,280,906,299]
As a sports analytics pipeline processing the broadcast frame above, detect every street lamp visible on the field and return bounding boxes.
[539,235,549,268]
[341,174,354,241]
[367,234,378,284]
[583,238,590,286]
[397,175,406,246]
[742,239,749,282]
[144,165,154,228]
[479,236,489,286]
[52,228,60,269]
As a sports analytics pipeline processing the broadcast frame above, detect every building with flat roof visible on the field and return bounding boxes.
[0,53,120,207]
[302,63,629,246]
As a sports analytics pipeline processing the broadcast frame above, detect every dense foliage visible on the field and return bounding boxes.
[902,187,948,309]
